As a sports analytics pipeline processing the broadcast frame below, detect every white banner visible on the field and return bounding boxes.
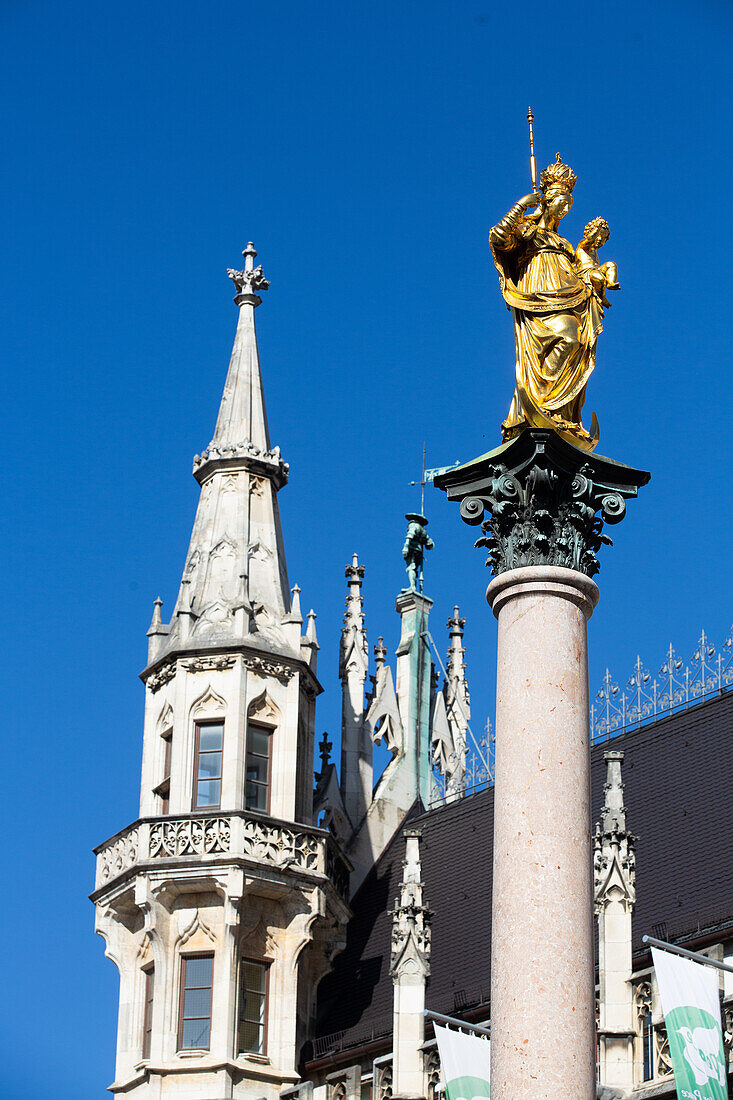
[434,1023,490,1100]
[652,946,729,1100]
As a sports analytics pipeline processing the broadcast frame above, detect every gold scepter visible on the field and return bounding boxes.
[527,106,538,194]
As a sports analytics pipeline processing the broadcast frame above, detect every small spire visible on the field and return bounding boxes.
[445,605,470,720]
[374,636,387,672]
[147,597,165,636]
[318,731,333,777]
[306,609,319,647]
[290,583,302,622]
[340,554,367,669]
[448,605,465,638]
[146,596,169,662]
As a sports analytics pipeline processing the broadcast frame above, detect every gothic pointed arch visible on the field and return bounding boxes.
[190,685,227,721]
[247,689,280,729]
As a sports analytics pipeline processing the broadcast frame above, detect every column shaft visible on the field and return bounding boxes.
[487,566,599,1100]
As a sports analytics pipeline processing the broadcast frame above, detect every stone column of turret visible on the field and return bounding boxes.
[394,587,434,811]
[92,245,350,1100]
[436,429,649,1100]
[391,829,431,1100]
[339,555,372,830]
[444,606,470,798]
[595,750,636,1091]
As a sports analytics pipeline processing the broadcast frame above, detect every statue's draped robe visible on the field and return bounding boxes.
[490,216,603,440]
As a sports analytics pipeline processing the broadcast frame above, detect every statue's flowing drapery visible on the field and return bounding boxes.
[490,215,603,447]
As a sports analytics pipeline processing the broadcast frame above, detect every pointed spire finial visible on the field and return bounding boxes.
[374,635,387,672]
[340,554,368,674]
[290,583,302,621]
[147,596,164,635]
[243,241,257,272]
[227,241,270,299]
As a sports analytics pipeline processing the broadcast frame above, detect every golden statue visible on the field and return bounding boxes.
[489,142,619,453]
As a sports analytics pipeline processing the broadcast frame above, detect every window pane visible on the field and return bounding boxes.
[199,725,223,751]
[243,961,266,994]
[182,1017,211,1050]
[249,729,269,757]
[198,751,222,779]
[243,990,265,1026]
[197,779,221,806]
[184,987,212,1018]
[248,756,268,783]
[239,1018,263,1053]
[246,757,267,785]
[185,956,213,987]
[246,779,267,811]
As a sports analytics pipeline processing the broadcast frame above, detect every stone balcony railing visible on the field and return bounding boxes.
[93,811,350,899]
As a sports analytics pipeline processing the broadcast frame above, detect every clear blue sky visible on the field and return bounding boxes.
[2,1,732,1095]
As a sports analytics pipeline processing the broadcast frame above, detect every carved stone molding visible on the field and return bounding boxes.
[434,429,649,578]
[192,439,289,487]
[243,654,295,683]
[184,655,237,674]
[146,661,176,693]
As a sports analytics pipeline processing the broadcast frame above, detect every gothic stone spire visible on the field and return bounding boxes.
[339,554,371,829]
[150,244,296,659]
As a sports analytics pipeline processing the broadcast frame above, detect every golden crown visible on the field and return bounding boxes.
[540,152,577,195]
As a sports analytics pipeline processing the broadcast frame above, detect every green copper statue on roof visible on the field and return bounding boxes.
[402,513,434,591]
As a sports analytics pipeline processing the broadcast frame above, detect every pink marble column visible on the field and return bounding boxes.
[486,565,599,1100]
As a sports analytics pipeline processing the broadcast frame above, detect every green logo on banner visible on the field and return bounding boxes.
[445,1074,490,1100]
[666,1005,728,1100]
